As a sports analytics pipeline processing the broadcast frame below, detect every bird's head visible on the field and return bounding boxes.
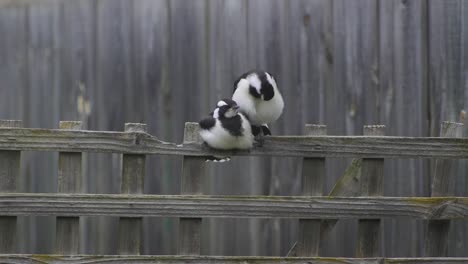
[245,71,276,101]
[213,99,240,119]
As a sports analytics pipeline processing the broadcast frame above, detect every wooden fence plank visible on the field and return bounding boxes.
[0,255,465,264]
[425,121,463,257]
[2,128,468,158]
[56,121,82,254]
[178,122,204,255]
[0,120,21,253]
[0,194,464,220]
[297,124,326,256]
[118,123,146,255]
[357,125,385,257]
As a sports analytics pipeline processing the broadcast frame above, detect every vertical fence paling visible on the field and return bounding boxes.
[0,120,22,253]
[425,121,463,257]
[118,123,147,255]
[178,122,205,255]
[356,125,385,257]
[297,124,327,256]
[56,121,83,254]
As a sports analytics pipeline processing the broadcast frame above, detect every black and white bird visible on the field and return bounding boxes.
[199,99,254,159]
[232,70,284,136]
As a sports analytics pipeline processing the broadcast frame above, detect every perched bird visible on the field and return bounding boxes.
[199,99,254,161]
[232,70,284,136]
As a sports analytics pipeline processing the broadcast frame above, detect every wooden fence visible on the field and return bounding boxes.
[0,119,467,263]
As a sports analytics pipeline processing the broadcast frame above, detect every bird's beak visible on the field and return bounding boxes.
[232,105,240,114]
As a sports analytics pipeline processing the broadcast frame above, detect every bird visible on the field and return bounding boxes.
[232,70,284,137]
[199,98,254,161]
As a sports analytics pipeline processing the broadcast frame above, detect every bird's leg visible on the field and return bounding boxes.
[261,125,271,136]
[251,125,264,147]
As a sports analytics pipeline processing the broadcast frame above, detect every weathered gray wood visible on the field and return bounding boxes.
[2,128,468,159]
[316,158,363,243]
[0,120,22,253]
[297,125,326,256]
[0,255,465,264]
[118,123,146,255]
[357,125,385,257]
[379,0,429,257]
[179,122,204,255]
[0,194,463,219]
[0,0,466,257]
[431,122,463,197]
[56,121,82,255]
[425,122,463,257]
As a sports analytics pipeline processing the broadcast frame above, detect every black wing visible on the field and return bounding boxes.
[233,70,258,93]
[199,116,216,130]
[220,115,243,136]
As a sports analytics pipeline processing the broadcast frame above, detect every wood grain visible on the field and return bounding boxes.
[0,194,463,220]
[425,122,463,257]
[1,128,468,158]
[118,123,146,255]
[56,121,82,255]
[178,123,204,255]
[297,125,326,256]
[357,126,385,257]
[0,255,465,264]
[0,120,21,253]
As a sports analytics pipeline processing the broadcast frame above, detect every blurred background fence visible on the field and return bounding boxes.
[0,0,467,257]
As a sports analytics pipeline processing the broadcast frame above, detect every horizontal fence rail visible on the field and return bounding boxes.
[0,255,466,264]
[0,127,468,158]
[0,194,466,219]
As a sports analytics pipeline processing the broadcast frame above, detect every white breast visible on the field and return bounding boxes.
[199,115,253,150]
[254,92,284,125]
[232,81,284,126]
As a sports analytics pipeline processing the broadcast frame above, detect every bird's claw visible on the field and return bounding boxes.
[253,135,265,147]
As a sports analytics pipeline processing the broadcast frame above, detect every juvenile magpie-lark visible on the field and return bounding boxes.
[199,99,254,161]
[232,70,284,136]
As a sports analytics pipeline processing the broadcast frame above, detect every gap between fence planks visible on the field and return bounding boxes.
[425,121,463,257]
[0,120,22,253]
[0,255,466,264]
[357,125,385,257]
[118,123,146,255]
[2,127,468,158]
[297,124,326,256]
[56,121,83,254]
[178,122,205,255]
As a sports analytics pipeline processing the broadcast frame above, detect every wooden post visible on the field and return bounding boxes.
[425,121,463,257]
[118,123,147,255]
[178,122,205,255]
[56,121,82,254]
[356,125,385,257]
[0,120,22,253]
[296,124,326,256]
